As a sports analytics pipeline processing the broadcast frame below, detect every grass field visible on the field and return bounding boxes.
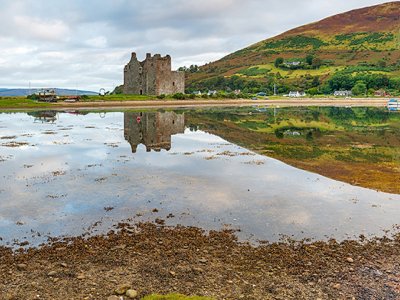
[83,94,155,101]
[0,94,158,109]
[0,97,51,108]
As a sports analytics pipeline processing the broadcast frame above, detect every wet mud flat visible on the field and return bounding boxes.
[1,223,400,300]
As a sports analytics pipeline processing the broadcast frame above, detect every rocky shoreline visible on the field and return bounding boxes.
[1,222,400,299]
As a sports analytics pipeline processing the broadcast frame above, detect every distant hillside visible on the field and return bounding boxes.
[0,88,98,97]
[187,2,400,96]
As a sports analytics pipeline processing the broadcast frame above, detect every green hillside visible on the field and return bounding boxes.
[186,2,400,96]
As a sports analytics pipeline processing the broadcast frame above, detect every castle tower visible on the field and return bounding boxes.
[123,52,185,95]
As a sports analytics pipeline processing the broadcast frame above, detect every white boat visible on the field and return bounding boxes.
[387,99,399,111]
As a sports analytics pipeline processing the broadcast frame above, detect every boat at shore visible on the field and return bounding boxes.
[387,99,399,111]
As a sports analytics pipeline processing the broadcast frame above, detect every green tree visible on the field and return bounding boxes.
[311,76,320,87]
[307,87,319,96]
[112,85,123,94]
[306,54,314,65]
[274,57,284,68]
[351,81,367,96]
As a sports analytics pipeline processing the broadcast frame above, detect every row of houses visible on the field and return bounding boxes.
[192,90,218,96]
[333,89,390,97]
[192,89,391,98]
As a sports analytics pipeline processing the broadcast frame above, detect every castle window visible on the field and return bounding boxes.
[139,67,143,74]
[172,82,175,86]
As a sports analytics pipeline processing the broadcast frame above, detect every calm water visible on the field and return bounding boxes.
[0,109,399,247]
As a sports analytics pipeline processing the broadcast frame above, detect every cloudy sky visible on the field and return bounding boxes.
[0,0,392,92]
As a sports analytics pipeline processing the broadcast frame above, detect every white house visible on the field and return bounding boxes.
[288,91,306,97]
[284,61,302,67]
[334,90,352,97]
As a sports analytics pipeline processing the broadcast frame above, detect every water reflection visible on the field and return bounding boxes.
[0,109,399,248]
[186,106,400,193]
[124,112,185,153]
[27,111,58,123]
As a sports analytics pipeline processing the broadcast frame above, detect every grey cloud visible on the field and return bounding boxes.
[0,0,391,91]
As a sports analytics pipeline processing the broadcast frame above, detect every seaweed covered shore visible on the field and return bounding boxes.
[1,222,400,299]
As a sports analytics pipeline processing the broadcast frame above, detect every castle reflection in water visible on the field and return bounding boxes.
[124,111,185,153]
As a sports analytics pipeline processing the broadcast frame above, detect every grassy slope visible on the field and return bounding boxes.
[187,2,400,86]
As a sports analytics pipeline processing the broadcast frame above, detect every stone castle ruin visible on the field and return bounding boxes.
[123,52,185,95]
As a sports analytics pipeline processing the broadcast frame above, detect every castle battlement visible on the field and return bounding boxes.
[123,52,184,96]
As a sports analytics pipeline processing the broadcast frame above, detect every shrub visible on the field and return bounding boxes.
[172,93,186,100]
[352,81,367,96]
[157,94,166,99]
[27,94,39,100]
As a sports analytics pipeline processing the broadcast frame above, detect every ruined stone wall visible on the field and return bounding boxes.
[169,71,185,95]
[123,52,185,95]
[123,53,145,95]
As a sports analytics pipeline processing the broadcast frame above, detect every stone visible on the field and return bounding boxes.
[47,271,57,277]
[17,263,27,270]
[113,244,127,250]
[115,284,131,295]
[126,289,138,298]
[4,293,17,300]
[60,262,68,268]
[199,258,208,264]
[193,267,204,273]
[107,296,121,300]
[169,271,176,276]
[77,274,86,280]
[333,283,341,289]
[346,257,354,263]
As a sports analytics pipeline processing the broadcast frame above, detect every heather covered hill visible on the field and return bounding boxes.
[187,2,400,95]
